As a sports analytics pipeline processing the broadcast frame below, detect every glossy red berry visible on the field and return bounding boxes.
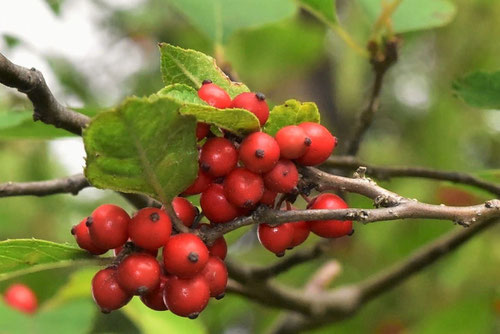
[92,268,132,313]
[163,274,210,318]
[71,219,107,255]
[239,132,280,173]
[172,197,198,227]
[198,81,231,109]
[140,275,169,311]
[231,92,269,126]
[260,188,278,207]
[207,236,227,260]
[296,122,336,166]
[257,223,294,256]
[223,167,264,208]
[163,233,209,278]
[3,284,38,314]
[182,169,213,196]
[275,125,311,159]
[201,183,240,223]
[196,122,210,141]
[201,256,228,298]
[117,253,161,295]
[129,208,171,251]
[307,193,353,238]
[289,221,310,248]
[263,159,299,193]
[87,204,130,250]
[199,137,238,177]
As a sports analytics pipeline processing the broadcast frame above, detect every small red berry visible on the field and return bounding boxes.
[231,92,269,126]
[182,169,213,196]
[71,219,107,255]
[3,284,37,314]
[289,221,310,248]
[87,204,130,250]
[92,268,132,313]
[196,122,210,141]
[199,137,238,177]
[201,256,228,298]
[296,122,336,166]
[163,274,210,318]
[263,159,299,193]
[207,236,227,260]
[223,167,264,208]
[201,183,240,223]
[129,208,171,251]
[140,275,169,311]
[257,223,294,256]
[275,125,310,159]
[260,188,278,207]
[239,132,280,173]
[163,233,209,278]
[307,193,353,238]
[172,197,198,227]
[117,253,161,295]
[198,81,231,109]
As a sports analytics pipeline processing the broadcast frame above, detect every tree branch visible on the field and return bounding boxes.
[0,52,90,135]
[0,174,89,197]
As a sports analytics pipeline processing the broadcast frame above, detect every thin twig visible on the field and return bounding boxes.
[0,174,89,197]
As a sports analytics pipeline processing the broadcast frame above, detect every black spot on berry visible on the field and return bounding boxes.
[255,149,265,158]
[243,200,254,208]
[70,226,76,235]
[304,137,312,146]
[188,252,199,263]
[215,293,225,300]
[275,251,285,258]
[188,313,199,319]
[348,229,355,236]
[255,92,266,101]
[202,79,212,85]
[85,216,93,227]
[101,309,111,314]
[137,286,148,295]
[150,212,160,222]
[200,162,211,172]
[282,170,289,176]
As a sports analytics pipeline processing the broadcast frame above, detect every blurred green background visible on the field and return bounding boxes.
[0,0,499,333]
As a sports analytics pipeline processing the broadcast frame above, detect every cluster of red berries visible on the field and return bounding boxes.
[3,283,38,314]
[72,202,228,318]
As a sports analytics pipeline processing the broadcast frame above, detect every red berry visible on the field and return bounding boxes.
[71,219,107,255]
[307,193,353,238]
[260,188,278,207]
[163,274,210,318]
[172,197,197,227]
[199,137,238,177]
[92,268,132,313]
[201,256,228,298]
[198,81,231,108]
[201,183,240,223]
[275,125,310,159]
[87,204,130,250]
[163,233,209,278]
[257,223,294,256]
[140,275,169,311]
[117,253,161,295]
[231,92,269,126]
[3,284,37,314]
[182,169,213,196]
[196,122,210,141]
[289,221,310,248]
[207,236,227,260]
[129,208,171,251]
[239,132,280,173]
[263,159,299,193]
[223,167,264,208]
[296,122,336,166]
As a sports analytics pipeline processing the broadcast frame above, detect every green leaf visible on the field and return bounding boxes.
[452,71,500,109]
[158,84,260,135]
[0,239,99,282]
[2,34,21,48]
[298,0,337,26]
[44,268,97,308]
[263,99,320,136]
[44,0,64,15]
[122,298,206,334]
[358,0,456,33]
[159,43,249,98]
[84,94,198,203]
[167,0,296,44]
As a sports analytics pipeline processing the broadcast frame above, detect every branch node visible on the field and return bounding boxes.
[353,166,368,179]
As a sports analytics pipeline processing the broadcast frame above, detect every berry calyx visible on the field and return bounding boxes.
[307,193,353,238]
[201,256,228,298]
[275,125,310,159]
[201,183,240,223]
[198,81,231,109]
[92,268,132,313]
[296,122,336,166]
[163,233,209,278]
[231,92,269,126]
[239,132,280,173]
[163,274,210,318]
[172,197,198,227]
[87,204,130,250]
[223,167,264,208]
[71,219,108,255]
[182,169,213,196]
[116,253,161,295]
[140,275,169,311]
[263,159,299,193]
[129,208,172,251]
[207,236,227,260]
[257,223,294,256]
[199,137,238,177]
[3,283,38,314]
